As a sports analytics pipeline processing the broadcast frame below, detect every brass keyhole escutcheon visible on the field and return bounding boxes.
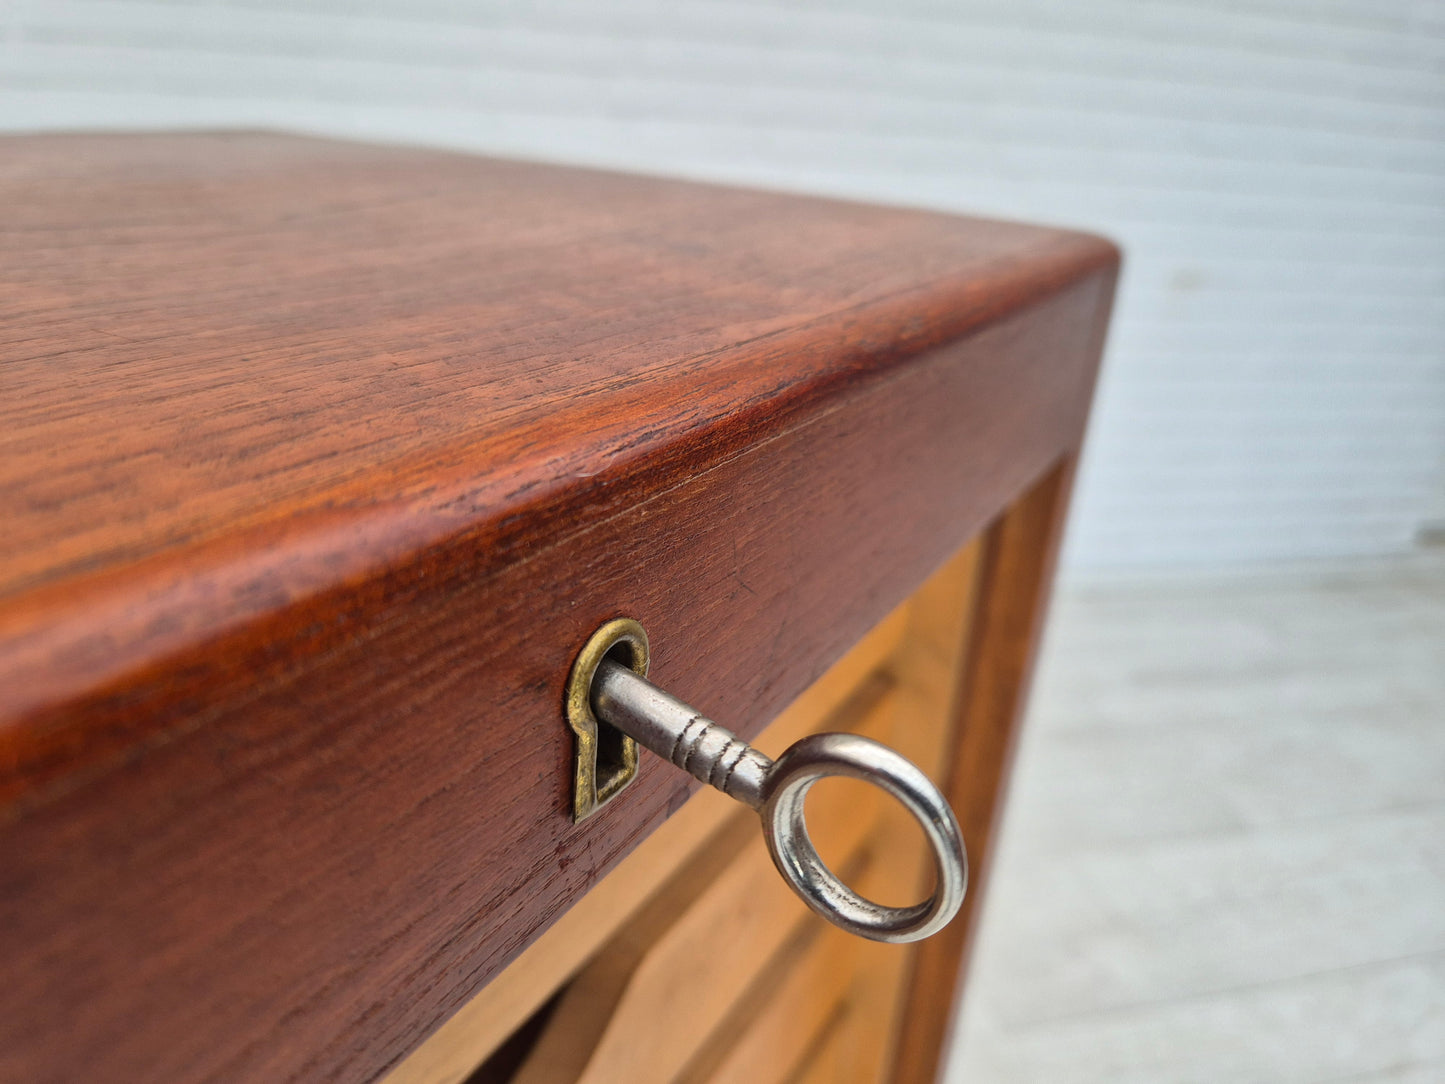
[566,618,650,821]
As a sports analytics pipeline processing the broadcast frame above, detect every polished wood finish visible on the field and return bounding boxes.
[0,133,1116,1083]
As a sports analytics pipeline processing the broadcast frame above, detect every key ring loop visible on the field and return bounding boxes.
[759,732,968,944]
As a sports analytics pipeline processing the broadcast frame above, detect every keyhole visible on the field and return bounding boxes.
[592,640,640,800]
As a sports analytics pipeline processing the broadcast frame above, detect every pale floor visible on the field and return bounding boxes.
[945,554,1445,1084]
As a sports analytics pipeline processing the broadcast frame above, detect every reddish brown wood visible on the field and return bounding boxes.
[0,132,1117,1082]
[890,457,1084,1084]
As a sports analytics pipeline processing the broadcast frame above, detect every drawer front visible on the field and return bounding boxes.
[390,542,981,1084]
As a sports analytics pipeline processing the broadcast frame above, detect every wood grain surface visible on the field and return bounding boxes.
[893,460,1080,1084]
[0,132,1117,1082]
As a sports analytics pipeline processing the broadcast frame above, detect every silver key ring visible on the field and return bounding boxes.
[760,732,968,943]
[569,619,969,944]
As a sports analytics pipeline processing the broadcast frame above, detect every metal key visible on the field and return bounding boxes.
[567,619,968,944]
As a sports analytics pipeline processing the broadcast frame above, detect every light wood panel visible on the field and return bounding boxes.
[675,915,851,1084]
[824,538,986,1082]
[512,776,875,1082]
[893,459,1078,1084]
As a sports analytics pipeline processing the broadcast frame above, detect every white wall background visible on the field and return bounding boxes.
[3,0,1443,572]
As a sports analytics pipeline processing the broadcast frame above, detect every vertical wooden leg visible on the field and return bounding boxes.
[889,455,1078,1084]
[845,541,983,1082]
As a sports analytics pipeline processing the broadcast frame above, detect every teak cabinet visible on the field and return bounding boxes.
[0,132,1118,1083]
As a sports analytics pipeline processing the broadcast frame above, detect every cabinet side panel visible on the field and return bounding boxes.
[890,457,1078,1084]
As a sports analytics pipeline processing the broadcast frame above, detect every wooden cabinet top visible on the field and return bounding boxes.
[2,132,1112,762]
[0,132,1117,1082]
